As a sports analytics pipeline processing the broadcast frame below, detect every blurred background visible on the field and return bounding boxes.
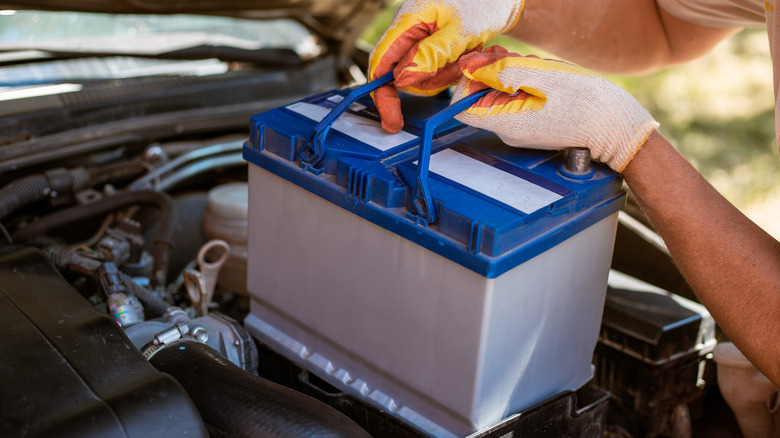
[361,7,780,240]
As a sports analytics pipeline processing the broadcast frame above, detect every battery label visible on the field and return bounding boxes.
[325,94,367,113]
[285,95,417,152]
[428,149,563,214]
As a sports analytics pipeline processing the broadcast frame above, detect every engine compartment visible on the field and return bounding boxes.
[0,52,747,438]
[0,131,383,437]
[0,245,208,438]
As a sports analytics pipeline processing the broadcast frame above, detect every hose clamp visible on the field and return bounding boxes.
[141,322,191,360]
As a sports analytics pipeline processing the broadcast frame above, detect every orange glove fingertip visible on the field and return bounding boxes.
[373,85,405,133]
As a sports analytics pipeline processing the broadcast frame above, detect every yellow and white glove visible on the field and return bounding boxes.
[368,0,524,133]
[452,47,659,173]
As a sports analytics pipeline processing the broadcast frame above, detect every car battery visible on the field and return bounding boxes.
[242,73,626,437]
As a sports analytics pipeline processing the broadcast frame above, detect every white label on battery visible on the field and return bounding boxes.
[285,101,417,151]
[326,94,366,112]
[428,149,563,214]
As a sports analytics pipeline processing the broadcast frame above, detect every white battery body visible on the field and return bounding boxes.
[245,164,618,437]
[243,83,625,437]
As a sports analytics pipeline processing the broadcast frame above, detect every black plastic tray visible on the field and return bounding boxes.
[254,339,610,438]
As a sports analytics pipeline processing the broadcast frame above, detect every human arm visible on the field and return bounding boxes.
[452,50,780,387]
[506,0,740,74]
[623,131,780,388]
[368,0,739,133]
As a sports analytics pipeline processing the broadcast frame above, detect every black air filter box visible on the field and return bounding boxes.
[593,270,716,437]
[0,245,207,438]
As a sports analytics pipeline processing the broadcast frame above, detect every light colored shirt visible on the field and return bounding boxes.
[658,0,780,147]
[658,0,766,27]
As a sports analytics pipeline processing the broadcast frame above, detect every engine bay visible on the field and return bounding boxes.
[0,14,752,435]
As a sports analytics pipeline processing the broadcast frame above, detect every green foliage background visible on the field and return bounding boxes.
[361,9,779,238]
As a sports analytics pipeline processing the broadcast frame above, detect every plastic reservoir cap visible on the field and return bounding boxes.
[207,182,248,220]
[713,342,757,369]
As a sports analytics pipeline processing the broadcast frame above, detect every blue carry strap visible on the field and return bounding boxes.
[297,72,395,174]
[408,88,491,225]
[298,72,491,226]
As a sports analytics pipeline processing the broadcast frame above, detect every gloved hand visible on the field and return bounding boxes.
[452,47,659,172]
[368,0,524,133]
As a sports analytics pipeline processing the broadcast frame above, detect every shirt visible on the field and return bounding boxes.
[658,0,780,147]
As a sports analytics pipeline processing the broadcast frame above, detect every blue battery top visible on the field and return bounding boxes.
[243,77,625,278]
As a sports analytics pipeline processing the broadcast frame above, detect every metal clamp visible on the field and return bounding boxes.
[141,322,190,360]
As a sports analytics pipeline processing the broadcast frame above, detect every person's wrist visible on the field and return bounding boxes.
[620,129,665,175]
[591,86,659,173]
[608,119,659,173]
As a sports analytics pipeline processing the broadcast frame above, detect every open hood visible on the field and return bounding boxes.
[0,1,392,175]
[0,0,389,57]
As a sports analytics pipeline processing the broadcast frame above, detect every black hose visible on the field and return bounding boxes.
[0,167,90,222]
[12,190,176,290]
[119,271,170,318]
[149,340,373,438]
[88,160,151,187]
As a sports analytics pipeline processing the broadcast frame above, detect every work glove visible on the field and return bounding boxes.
[452,47,659,172]
[368,0,524,133]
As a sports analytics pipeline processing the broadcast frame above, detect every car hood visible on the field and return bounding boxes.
[0,0,389,48]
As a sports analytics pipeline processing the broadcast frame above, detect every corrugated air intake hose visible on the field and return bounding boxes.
[148,339,373,438]
[0,167,90,221]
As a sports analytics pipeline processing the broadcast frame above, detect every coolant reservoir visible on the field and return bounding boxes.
[202,182,248,294]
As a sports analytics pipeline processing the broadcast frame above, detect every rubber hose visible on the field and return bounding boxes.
[0,167,90,221]
[88,160,150,187]
[119,271,170,318]
[149,340,373,438]
[12,190,176,289]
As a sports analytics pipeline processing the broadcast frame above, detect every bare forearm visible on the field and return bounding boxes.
[623,131,780,386]
[508,0,739,74]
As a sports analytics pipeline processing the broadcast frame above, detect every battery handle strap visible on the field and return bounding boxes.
[298,72,395,174]
[300,72,489,225]
[410,89,489,225]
